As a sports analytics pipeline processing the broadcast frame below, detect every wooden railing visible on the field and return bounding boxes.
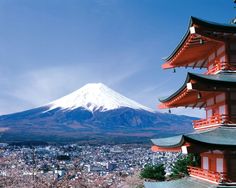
[188,166,228,183]
[192,114,236,130]
[193,114,226,129]
[206,61,236,75]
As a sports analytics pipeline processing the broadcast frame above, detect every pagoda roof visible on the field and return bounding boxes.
[151,126,236,148]
[191,72,236,83]
[159,72,236,108]
[151,135,184,148]
[162,17,236,69]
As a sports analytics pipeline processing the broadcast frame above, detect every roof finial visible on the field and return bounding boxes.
[231,18,236,24]
[231,0,236,24]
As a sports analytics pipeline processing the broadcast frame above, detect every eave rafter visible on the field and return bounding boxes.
[192,26,226,43]
[163,32,222,69]
[151,142,191,153]
[192,102,198,109]
[159,88,189,109]
[199,58,207,69]
[158,77,231,109]
[151,145,182,152]
[199,102,206,109]
[162,17,235,69]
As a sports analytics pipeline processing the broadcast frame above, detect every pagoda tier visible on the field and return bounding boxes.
[159,72,236,108]
[149,17,236,188]
[162,17,236,74]
[159,72,236,130]
[151,127,236,185]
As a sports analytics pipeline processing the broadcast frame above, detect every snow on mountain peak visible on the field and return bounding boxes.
[48,83,154,112]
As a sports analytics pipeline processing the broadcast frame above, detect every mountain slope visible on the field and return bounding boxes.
[0,83,196,143]
[48,83,153,112]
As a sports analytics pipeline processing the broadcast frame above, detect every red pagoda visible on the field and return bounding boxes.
[150,17,236,187]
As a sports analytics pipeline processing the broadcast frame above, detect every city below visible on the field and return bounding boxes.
[0,143,180,187]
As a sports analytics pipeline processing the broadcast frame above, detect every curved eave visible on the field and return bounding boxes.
[159,72,236,104]
[151,127,236,151]
[151,135,184,148]
[189,72,236,86]
[164,18,191,62]
[159,72,191,103]
[191,17,236,33]
[163,17,236,68]
[185,127,236,147]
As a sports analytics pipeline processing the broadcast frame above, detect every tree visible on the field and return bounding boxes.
[140,164,165,181]
[170,154,200,179]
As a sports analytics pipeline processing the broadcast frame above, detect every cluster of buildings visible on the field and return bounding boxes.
[0,143,180,187]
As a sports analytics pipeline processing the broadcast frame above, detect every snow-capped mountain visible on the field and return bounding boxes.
[0,83,196,143]
[48,83,153,112]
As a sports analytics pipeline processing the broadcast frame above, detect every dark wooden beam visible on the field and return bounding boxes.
[192,102,199,109]
[191,82,236,92]
[200,58,207,69]
[193,61,199,69]
[194,27,226,43]
[199,102,206,109]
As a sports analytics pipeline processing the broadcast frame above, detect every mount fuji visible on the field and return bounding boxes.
[0,83,195,143]
[48,83,153,113]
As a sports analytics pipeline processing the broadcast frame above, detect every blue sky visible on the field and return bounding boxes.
[0,0,234,117]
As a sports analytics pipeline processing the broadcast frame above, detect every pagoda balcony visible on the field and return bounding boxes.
[205,61,236,75]
[187,166,228,184]
[192,114,236,130]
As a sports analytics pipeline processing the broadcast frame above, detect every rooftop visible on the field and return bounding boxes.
[159,72,236,109]
[160,72,236,103]
[151,126,236,148]
[162,17,236,69]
